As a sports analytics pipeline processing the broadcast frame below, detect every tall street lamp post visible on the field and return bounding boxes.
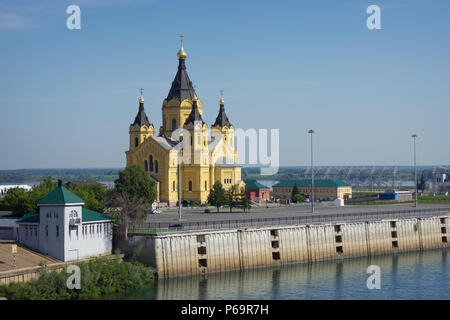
[309,129,315,213]
[412,134,418,208]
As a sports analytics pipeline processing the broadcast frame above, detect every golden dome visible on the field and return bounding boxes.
[177,47,187,60]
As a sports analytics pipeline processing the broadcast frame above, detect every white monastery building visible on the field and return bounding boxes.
[17,180,113,261]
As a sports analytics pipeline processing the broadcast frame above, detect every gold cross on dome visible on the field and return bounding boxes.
[180,34,184,47]
[140,88,144,97]
[220,89,224,100]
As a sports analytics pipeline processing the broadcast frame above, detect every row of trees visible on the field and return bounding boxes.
[0,177,107,215]
[207,182,251,212]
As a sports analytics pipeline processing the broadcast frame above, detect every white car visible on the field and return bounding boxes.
[150,209,162,214]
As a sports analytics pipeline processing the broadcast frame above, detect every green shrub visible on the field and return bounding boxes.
[0,258,155,300]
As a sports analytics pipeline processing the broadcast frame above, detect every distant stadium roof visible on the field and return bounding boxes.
[244,180,270,190]
[17,209,113,224]
[37,180,84,206]
[273,180,350,188]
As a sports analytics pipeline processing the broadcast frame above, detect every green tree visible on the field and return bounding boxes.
[237,188,251,212]
[291,184,300,203]
[292,193,304,203]
[225,186,238,213]
[3,188,34,216]
[27,176,58,213]
[207,181,226,212]
[2,177,108,216]
[114,165,156,205]
[67,183,106,213]
[104,191,147,243]
[418,173,426,193]
[106,165,156,245]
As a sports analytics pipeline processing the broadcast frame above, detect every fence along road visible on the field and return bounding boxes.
[135,206,450,233]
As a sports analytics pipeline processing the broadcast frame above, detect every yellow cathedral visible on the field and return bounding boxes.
[125,38,245,206]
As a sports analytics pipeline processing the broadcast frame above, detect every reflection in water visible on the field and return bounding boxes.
[108,249,449,300]
[270,268,281,300]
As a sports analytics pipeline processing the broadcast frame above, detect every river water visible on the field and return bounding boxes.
[107,248,449,300]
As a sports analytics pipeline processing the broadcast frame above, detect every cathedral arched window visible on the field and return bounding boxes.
[149,155,153,171]
[135,137,139,147]
[155,160,158,174]
[144,160,148,171]
[173,181,176,192]
[205,181,207,191]
[172,119,177,130]
[189,181,192,191]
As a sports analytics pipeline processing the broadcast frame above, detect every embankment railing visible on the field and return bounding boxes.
[132,207,450,234]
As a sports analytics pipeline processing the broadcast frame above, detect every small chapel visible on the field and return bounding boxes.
[125,37,245,206]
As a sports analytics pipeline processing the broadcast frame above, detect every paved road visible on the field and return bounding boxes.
[0,240,60,272]
[145,203,450,225]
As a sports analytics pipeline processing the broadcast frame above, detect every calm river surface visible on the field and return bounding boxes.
[108,248,449,300]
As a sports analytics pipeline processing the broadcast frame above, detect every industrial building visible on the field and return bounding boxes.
[244,180,270,202]
[378,190,413,201]
[430,174,450,195]
[272,180,352,201]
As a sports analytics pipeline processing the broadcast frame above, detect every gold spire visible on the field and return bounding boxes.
[139,88,144,103]
[219,89,224,105]
[177,34,187,60]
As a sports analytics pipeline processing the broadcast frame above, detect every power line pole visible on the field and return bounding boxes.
[412,134,418,207]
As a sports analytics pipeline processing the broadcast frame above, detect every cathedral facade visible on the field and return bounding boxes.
[125,40,244,206]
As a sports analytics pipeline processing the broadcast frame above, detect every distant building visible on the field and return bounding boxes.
[244,180,270,202]
[17,180,113,261]
[0,184,32,195]
[430,173,450,195]
[272,180,352,201]
[378,190,412,201]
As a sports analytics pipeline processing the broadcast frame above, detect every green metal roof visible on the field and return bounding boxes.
[17,209,113,224]
[17,213,39,223]
[273,179,351,188]
[244,180,270,190]
[82,208,114,222]
[37,181,84,205]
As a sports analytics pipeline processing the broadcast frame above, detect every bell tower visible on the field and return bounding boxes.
[212,90,236,162]
[129,88,154,151]
[162,35,203,138]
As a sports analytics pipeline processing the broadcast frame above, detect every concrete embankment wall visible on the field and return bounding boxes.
[128,215,450,278]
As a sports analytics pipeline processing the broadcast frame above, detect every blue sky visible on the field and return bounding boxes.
[0,0,449,169]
